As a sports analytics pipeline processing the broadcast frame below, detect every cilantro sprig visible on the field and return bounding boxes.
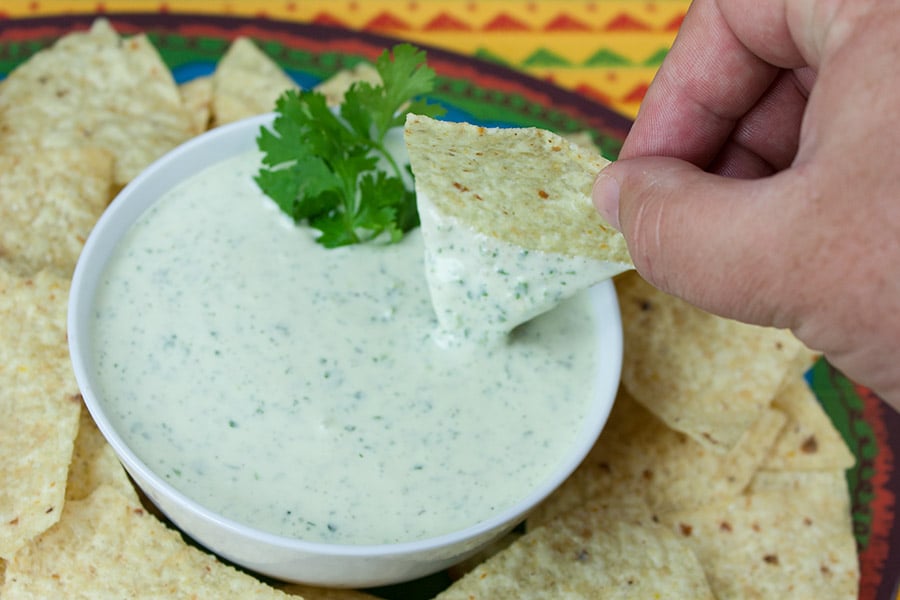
[255,44,446,247]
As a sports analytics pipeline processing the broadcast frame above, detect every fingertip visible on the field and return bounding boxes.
[592,171,621,230]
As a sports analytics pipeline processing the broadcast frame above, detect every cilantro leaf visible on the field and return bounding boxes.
[255,44,445,247]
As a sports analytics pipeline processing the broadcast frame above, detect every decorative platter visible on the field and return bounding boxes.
[1,12,898,599]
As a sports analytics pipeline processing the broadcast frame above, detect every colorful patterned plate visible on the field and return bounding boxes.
[1,13,898,599]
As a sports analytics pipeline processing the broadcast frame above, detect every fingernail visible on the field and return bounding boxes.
[593,172,621,231]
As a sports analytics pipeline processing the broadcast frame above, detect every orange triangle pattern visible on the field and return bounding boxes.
[364,11,411,30]
[603,13,652,31]
[482,13,531,31]
[310,11,347,28]
[344,11,673,33]
[424,12,473,31]
[543,14,592,31]
[664,14,686,31]
[575,83,614,107]
[621,83,650,103]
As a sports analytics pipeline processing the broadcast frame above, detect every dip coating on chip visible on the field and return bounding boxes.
[404,115,632,342]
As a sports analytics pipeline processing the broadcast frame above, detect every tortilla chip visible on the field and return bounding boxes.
[560,130,599,152]
[747,468,847,493]
[0,19,195,186]
[528,391,787,527]
[314,62,381,107]
[790,344,821,376]
[0,147,113,276]
[446,529,524,581]
[661,469,859,599]
[405,115,632,339]
[66,404,136,503]
[179,75,213,134]
[437,496,714,599]
[0,257,26,278]
[762,375,855,471]
[212,37,298,126]
[405,114,630,264]
[0,268,81,560]
[1,485,292,598]
[617,271,806,451]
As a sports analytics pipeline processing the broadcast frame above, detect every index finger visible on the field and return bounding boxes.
[621,0,807,166]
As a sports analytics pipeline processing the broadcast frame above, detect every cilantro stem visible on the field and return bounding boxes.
[371,139,405,183]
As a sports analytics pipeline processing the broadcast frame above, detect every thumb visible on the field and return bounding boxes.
[593,156,803,328]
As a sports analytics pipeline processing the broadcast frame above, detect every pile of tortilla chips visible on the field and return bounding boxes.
[0,20,366,600]
[436,273,858,599]
[0,19,860,598]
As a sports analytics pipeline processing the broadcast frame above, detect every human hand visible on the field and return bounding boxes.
[592,0,900,410]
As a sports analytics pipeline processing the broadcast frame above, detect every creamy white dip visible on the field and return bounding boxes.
[417,190,629,347]
[91,150,602,545]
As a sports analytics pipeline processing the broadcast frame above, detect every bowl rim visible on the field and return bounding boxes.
[67,113,623,560]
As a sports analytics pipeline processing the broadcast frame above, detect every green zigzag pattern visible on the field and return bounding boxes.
[522,48,570,67]
[489,45,669,69]
[584,48,630,67]
[472,47,511,67]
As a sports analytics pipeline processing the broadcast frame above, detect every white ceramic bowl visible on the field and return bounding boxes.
[67,114,623,588]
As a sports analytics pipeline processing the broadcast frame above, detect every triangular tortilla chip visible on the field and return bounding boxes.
[617,271,806,452]
[405,115,629,262]
[0,19,195,186]
[179,75,214,134]
[437,496,715,599]
[314,62,382,107]
[661,470,859,599]
[0,147,113,276]
[404,114,632,341]
[528,391,787,527]
[212,37,298,126]
[0,268,81,560]
[0,485,292,598]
